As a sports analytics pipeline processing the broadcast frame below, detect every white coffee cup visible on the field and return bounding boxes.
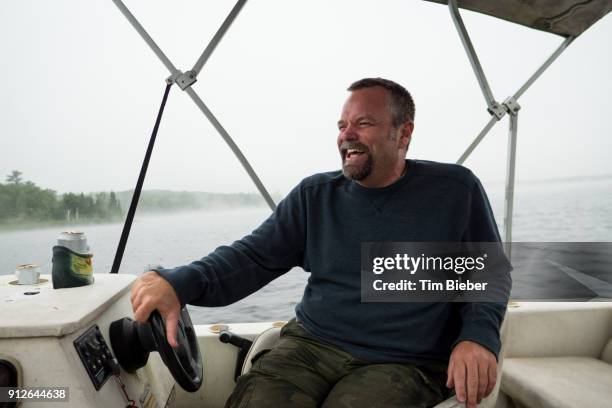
[15,264,41,285]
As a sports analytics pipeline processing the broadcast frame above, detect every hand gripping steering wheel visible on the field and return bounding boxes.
[110,307,203,392]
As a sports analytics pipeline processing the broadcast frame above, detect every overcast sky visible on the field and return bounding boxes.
[0,0,610,197]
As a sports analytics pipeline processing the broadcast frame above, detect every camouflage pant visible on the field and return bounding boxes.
[225,319,449,408]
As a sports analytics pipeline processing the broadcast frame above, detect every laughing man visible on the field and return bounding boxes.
[131,78,510,408]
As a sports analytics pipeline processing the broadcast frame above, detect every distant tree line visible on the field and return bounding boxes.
[0,170,275,229]
[0,171,123,226]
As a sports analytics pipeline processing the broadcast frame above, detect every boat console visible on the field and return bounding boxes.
[0,273,175,407]
[0,272,285,408]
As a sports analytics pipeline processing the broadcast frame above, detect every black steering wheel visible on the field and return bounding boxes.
[110,307,203,392]
[149,308,203,391]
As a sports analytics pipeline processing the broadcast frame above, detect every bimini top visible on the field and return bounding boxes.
[425,0,611,37]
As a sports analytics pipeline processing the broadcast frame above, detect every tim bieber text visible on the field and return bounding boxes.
[372,279,488,291]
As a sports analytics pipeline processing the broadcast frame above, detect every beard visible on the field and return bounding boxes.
[340,142,373,181]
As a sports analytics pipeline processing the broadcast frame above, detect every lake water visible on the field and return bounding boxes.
[1,177,611,324]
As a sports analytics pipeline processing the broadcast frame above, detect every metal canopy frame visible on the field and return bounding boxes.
[448,0,575,252]
[112,0,581,252]
[112,0,276,211]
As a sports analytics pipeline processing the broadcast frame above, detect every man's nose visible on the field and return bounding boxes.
[340,124,358,142]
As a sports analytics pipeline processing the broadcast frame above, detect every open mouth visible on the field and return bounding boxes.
[345,149,365,160]
[341,144,369,162]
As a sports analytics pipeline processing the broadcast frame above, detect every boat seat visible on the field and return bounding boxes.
[502,356,612,408]
[499,303,612,408]
[241,322,508,408]
[241,326,282,374]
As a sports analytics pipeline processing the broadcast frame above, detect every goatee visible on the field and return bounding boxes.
[339,141,373,181]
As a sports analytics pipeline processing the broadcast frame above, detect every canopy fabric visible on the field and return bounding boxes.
[425,0,611,37]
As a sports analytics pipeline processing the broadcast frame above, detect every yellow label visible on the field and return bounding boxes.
[70,253,93,278]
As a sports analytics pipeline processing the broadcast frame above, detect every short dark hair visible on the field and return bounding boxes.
[347,78,415,126]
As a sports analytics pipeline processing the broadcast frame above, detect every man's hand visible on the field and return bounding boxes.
[446,340,497,408]
[131,271,181,348]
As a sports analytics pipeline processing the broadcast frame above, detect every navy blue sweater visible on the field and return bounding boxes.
[158,159,509,364]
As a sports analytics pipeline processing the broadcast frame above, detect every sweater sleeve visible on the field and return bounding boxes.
[154,183,307,307]
[453,176,512,359]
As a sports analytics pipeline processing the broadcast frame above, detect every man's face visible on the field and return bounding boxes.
[337,87,410,187]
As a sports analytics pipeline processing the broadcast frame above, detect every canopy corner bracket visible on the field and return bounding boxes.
[173,70,197,90]
[502,97,521,117]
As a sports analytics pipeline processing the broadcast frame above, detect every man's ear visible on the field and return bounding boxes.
[400,122,414,150]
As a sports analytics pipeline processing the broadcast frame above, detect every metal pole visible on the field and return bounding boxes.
[186,87,277,211]
[111,83,173,274]
[446,5,573,260]
[503,113,519,256]
[191,0,249,76]
[448,0,500,114]
[111,0,179,75]
[512,36,574,101]
[456,116,497,164]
